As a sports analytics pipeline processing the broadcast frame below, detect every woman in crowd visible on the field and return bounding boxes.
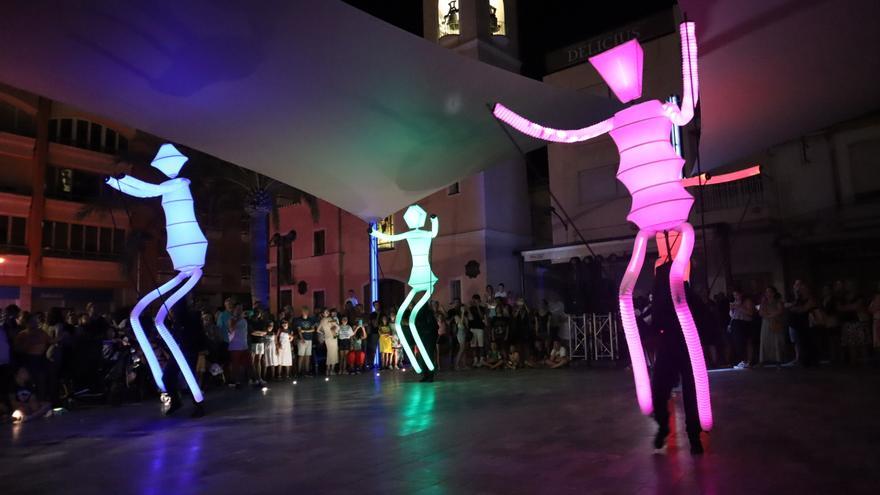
[491,299,510,349]
[839,280,871,366]
[378,314,393,370]
[729,290,756,368]
[337,316,353,374]
[348,318,366,374]
[758,286,787,365]
[13,313,51,402]
[277,319,294,380]
[264,320,278,381]
[453,308,469,370]
[318,309,340,376]
[510,297,530,360]
[534,302,551,356]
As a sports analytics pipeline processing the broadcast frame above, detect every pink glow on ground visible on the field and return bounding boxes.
[588,39,643,103]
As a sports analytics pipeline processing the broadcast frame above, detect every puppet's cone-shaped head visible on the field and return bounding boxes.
[151,144,189,178]
[588,39,644,104]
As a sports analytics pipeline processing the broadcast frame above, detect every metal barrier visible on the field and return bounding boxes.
[567,312,620,361]
[567,314,588,360]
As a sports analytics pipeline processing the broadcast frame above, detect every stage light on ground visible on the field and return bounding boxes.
[324,377,329,382]
[292,380,298,385]
[261,386,269,392]
[376,372,381,377]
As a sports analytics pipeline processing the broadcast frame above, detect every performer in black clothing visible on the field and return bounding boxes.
[413,304,439,383]
[164,299,208,418]
[651,262,703,454]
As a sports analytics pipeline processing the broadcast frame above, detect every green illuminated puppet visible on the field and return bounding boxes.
[370,205,438,373]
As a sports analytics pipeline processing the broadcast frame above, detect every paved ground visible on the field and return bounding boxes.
[1,365,879,495]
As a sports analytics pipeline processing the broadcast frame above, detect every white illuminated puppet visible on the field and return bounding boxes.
[106,144,206,402]
[370,205,438,374]
[493,23,723,430]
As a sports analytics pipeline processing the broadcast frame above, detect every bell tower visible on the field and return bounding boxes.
[423,0,521,73]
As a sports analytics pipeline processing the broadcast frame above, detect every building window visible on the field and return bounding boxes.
[0,101,35,137]
[438,0,460,37]
[447,182,460,195]
[47,118,125,155]
[849,138,880,201]
[0,216,26,249]
[46,166,106,201]
[313,230,326,256]
[489,0,506,35]
[450,279,462,303]
[313,290,325,310]
[377,215,394,250]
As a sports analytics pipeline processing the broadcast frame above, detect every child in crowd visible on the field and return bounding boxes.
[545,340,569,369]
[10,367,51,423]
[390,332,402,370]
[485,342,505,370]
[506,345,521,370]
[378,315,393,370]
[338,316,353,374]
[264,320,278,381]
[347,319,367,374]
[278,320,294,380]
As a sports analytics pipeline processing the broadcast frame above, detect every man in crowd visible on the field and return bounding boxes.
[294,306,316,377]
[366,301,382,369]
[468,295,486,366]
[215,298,234,375]
[413,302,439,383]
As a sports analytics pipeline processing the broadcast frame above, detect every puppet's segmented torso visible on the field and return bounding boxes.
[610,100,693,232]
[161,179,207,271]
[405,234,437,288]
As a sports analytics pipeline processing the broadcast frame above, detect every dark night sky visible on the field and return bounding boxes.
[342,0,675,78]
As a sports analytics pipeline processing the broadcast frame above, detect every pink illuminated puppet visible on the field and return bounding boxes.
[106,144,206,403]
[493,22,731,432]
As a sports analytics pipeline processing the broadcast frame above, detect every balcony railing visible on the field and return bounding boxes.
[693,175,765,213]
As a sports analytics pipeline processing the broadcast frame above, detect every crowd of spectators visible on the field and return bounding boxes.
[634,278,880,370]
[3,277,877,423]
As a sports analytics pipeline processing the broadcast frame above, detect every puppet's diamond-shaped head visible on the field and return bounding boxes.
[403,204,427,229]
[151,144,189,178]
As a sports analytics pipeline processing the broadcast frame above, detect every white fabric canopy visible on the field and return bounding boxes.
[0,0,613,220]
[679,0,880,169]
[2,1,877,219]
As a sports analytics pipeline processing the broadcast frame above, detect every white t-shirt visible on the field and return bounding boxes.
[551,346,567,360]
[229,318,248,351]
[338,324,354,340]
[494,290,508,299]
